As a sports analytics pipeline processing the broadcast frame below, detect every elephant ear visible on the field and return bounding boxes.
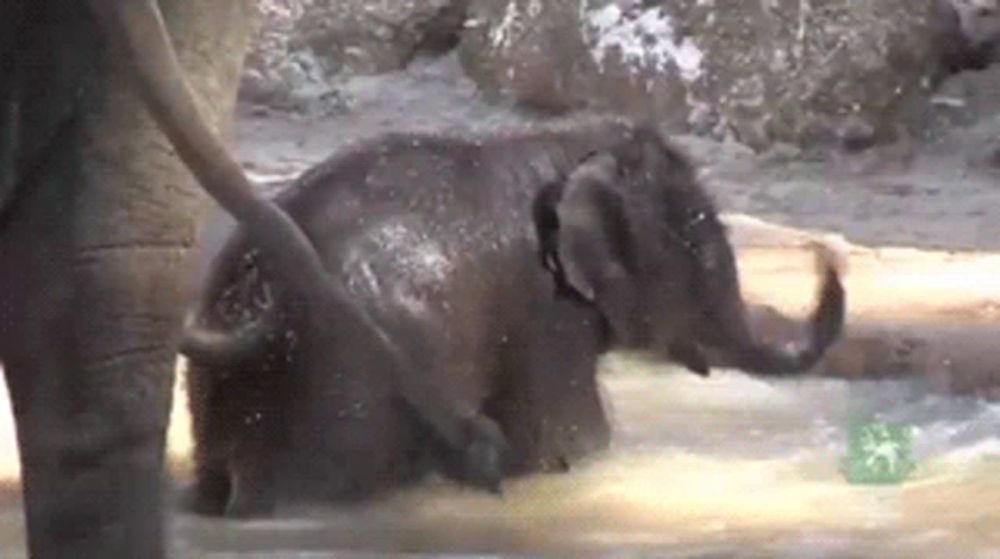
[537,152,639,343]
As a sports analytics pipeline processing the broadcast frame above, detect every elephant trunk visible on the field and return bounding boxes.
[705,245,845,376]
[179,310,278,367]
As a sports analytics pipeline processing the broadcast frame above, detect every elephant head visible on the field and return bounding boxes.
[536,126,845,376]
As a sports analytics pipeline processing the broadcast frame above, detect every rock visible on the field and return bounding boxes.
[952,0,1000,45]
[460,0,703,128]
[818,327,928,380]
[836,115,879,154]
[294,0,469,76]
[963,126,1000,170]
[738,306,1000,399]
[922,63,1000,131]
[736,311,925,380]
[459,0,948,151]
[935,0,1000,74]
[239,0,467,114]
[883,323,1000,400]
[240,0,348,113]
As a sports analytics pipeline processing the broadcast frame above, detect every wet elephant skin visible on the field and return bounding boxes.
[182,118,845,517]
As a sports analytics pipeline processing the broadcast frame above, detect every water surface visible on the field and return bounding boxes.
[160,355,1000,558]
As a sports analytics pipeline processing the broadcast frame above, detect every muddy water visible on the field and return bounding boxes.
[2,247,1000,557]
[159,359,1000,558]
[0,355,999,557]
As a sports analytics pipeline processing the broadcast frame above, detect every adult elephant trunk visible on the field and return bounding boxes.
[700,244,845,376]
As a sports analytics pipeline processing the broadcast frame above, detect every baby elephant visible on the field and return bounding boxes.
[181,117,845,517]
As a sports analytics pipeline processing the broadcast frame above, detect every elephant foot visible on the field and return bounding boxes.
[186,488,228,517]
[546,455,571,473]
[458,415,509,496]
[463,439,504,495]
[185,469,230,516]
[224,471,276,518]
[224,489,275,519]
[668,341,710,376]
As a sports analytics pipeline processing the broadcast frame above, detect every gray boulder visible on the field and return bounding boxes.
[240,0,468,113]
[935,0,1000,73]
[294,0,468,76]
[459,0,947,151]
[240,0,344,113]
[459,0,704,131]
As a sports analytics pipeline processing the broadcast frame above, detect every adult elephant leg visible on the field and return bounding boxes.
[3,286,176,558]
[0,131,182,558]
[0,2,257,556]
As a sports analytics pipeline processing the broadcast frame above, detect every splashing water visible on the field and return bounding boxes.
[166,356,1000,557]
[0,349,998,557]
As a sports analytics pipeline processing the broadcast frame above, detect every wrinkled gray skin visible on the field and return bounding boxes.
[1,1,363,557]
[182,119,846,517]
